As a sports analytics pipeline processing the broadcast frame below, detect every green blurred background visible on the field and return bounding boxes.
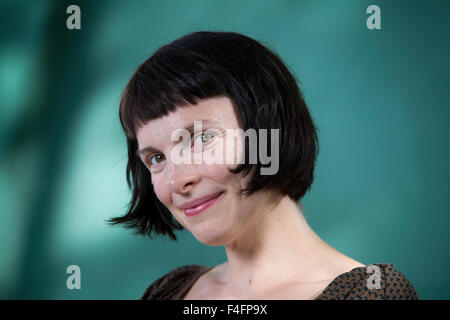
[1,0,449,299]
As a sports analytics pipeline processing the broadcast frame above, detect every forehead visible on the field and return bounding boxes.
[135,96,239,148]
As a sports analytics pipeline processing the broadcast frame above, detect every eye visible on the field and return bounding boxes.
[147,153,165,166]
[193,131,214,146]
[201,132,214,143]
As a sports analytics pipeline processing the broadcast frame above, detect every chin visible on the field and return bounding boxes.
[191,228,231,246]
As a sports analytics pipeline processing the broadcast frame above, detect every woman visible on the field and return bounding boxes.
[109,31,418,300]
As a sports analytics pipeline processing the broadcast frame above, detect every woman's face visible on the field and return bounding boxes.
[136,96,275,245]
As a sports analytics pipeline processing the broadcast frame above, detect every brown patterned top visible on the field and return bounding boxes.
[141,263,419,300]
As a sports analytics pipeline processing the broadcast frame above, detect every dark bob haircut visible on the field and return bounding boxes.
[108,31,319,240]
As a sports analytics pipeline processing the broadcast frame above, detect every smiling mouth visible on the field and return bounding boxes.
[183,192,224,217]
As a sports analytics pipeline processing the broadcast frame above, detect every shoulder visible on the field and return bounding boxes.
[378,263,419,300]
[141,264,208,300]
[318,263,419,300]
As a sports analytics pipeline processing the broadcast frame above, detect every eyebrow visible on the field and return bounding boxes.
[136,119,220,157]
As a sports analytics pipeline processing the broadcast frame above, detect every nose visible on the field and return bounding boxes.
[166,162,200,194]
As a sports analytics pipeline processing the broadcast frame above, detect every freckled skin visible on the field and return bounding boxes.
[135,96,273,246]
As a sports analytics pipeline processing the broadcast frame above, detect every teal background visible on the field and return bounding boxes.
[1,0,449,299]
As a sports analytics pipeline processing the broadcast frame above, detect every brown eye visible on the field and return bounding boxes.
[149,154,165,166]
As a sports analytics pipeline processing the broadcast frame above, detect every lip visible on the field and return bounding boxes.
[181,191,224,217]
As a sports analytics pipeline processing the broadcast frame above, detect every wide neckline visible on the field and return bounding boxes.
[177,263,391,300]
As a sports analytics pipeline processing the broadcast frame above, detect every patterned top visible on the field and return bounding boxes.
[141,263,419,300]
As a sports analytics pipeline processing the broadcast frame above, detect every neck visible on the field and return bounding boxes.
[217,195,345,294]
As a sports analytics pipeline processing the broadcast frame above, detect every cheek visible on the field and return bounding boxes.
[151,175,171,206]
[198,162,251,196]
[197,162,233,183]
